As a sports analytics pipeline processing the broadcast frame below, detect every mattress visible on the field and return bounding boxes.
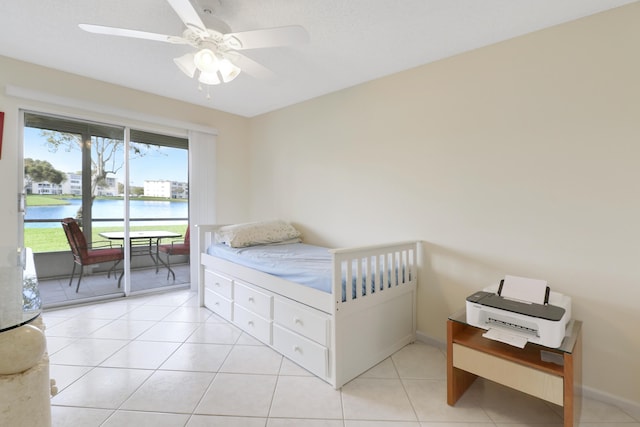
[207,242,408,300]
[207,242,333,293]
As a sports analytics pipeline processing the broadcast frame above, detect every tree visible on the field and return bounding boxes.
[40,131,155,199]
[131,186,145,196]
[24,158,66,187]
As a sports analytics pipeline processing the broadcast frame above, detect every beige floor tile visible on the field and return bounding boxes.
[121,370,214,413]
[100,340,181,369]
[391,341,446,379]
[82,302,138,319]
[235,331,266,345]
[341,378,417,421]
[143,290,195,307]
[51,367,152,408]
[160,342,232,372]
[51,406,113,427]
[403,379,492,423]
[357,357,399,379]
[196,373,278,417]
[417,423,495,427]
[477,380,564,424]
[42,314,75,328]
[278,356,315,377]
[576,396,639,422]
[162,306,213,322]
[220,344,283,374]
[49,364,93,393]
[87,319,157,340]
[344,421,421,427]
[120,304,177,321]
[269,419,345,427]
[45,336,77,355]
[136,320,199,342]
[270,375,343,419]
[48,338,129,366]
[186,322,243,344]
[186,415,267,427]
[46,317,112,338]
[102,410,190,427]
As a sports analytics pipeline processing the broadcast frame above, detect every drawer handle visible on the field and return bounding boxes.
[248,297,255,303]
[214,282,221,287]
[293,317,303,326]
[293,345,302,353]
[248,320,254,327]
[214,301,220,306]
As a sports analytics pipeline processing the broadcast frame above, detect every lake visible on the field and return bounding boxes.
[25,199,188,228]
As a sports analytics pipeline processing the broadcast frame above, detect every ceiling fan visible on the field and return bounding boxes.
[79,0,309,97]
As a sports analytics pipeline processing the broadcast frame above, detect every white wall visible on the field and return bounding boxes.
[248,3,640,405]
[1,2,638,408]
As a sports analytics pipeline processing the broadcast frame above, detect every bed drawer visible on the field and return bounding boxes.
[274,298,330,346]
[234,281,273,319]
[204,288,233,321]
[233,304,272,344]
[273,324,328,379]
[204,270,233,300]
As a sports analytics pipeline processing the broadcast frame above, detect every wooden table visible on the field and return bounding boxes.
[99,230,181,278]
[447,309,582,426]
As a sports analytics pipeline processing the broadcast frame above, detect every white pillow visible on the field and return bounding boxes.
[216,220,302,248]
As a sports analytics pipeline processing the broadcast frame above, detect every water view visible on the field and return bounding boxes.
[26,199,188,228]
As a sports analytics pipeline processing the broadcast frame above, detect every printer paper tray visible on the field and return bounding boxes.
[482,328,528,348]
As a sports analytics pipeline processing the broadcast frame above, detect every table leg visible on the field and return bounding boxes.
[563,329,582,427]
[447,320,478,405]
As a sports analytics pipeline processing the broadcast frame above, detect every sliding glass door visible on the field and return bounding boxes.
[126,130,189,292]
[22,111,189,306]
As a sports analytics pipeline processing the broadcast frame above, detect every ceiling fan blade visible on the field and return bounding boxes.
[166,0,207,33]
[79,24,188,44]
[233,53,277,80]
[225,26,309,50]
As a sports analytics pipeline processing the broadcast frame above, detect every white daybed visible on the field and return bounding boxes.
[196,221,418,389]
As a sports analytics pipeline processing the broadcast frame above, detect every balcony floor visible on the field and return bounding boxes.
[38,264,191,308]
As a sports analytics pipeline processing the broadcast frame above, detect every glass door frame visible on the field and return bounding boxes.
[20,109,191,304]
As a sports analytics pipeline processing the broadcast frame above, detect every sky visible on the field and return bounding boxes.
[23,127,188,186]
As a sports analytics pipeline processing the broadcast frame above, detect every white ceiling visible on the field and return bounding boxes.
[0,0,636,117]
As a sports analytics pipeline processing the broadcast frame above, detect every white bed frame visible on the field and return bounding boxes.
[196,224,418,389]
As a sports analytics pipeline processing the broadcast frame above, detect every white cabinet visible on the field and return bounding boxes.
[203,271,234,321]
[202,266,333,382]
[273,298,329,346]
[273,323,329,378]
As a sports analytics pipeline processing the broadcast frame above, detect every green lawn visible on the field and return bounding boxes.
[26,194,72,206]
[25,224,187,253]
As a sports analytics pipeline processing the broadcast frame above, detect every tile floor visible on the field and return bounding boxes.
[44,289,640,427]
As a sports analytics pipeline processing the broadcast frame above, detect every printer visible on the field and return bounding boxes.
[466,275,572,348]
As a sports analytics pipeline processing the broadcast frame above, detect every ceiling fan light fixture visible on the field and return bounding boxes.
[198,70,221,85]
[173,52,197,78]
[218,58,241,82]
[194,48,218,73]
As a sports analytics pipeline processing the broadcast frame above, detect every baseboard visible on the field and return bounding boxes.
[415,329,640,417]
[581,385,640,419]
[415,330,445,350]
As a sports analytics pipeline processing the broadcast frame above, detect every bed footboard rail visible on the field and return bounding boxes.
[331,241,419,310]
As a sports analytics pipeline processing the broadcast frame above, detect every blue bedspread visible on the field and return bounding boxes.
[207,243,333,293]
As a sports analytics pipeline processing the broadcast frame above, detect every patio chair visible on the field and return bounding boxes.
[157,225,190,280]
[61,217,124,292]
